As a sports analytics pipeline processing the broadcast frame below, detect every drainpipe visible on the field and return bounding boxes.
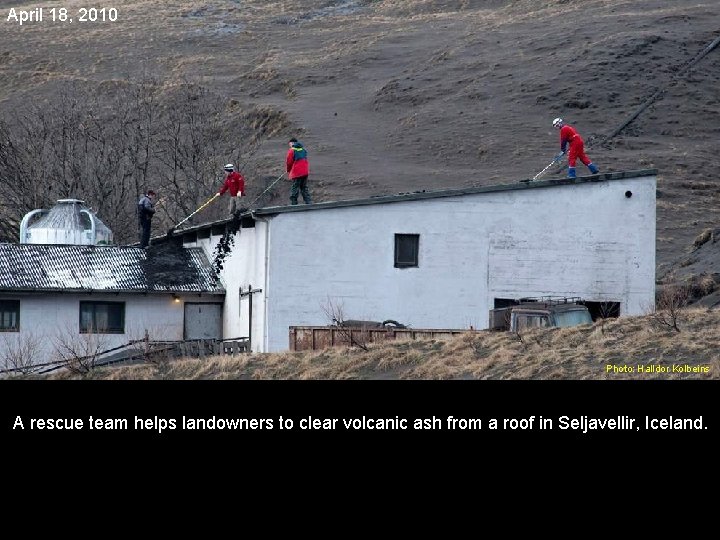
[248,285,253,352]
[252,212,271,353]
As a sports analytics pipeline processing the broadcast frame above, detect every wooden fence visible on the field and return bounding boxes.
[289,326,472,352]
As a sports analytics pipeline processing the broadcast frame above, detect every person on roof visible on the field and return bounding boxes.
[218,163,246,215]
[552,118,599,179]
[286,138,312,205]
[137,189,156,248]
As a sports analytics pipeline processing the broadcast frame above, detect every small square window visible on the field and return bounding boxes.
[395,234,419,268]
[80,301,125,334]
[0,300,20,332]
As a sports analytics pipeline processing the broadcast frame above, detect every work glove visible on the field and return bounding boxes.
[236,192,242,198]
[554,151,565,162]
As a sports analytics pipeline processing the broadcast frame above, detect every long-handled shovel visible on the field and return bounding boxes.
[247,172,286,207]
[166,193,220,238]
[532,153,564,181]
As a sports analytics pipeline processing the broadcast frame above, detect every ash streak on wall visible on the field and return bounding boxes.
[210,211,247,280]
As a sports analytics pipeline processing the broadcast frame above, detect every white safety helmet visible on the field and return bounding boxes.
[224,163,234,171]
[552,117,563,128]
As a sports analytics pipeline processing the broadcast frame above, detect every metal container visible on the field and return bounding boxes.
[19,199,113,245]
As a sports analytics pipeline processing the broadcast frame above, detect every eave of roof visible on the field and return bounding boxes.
[166,169,657,236]
[0,287,225,295]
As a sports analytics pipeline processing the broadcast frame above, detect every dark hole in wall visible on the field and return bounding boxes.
[241,216,255,228]
[583,301,620,321]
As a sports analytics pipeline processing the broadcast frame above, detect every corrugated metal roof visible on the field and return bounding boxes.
[0,243,225,294]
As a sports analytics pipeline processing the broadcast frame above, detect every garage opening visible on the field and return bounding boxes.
[583,301,621,321]
[184,302,223,340]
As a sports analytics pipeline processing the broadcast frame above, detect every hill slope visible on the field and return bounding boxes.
[1,0,719,270]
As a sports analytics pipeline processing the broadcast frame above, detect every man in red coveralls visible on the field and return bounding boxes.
[218,163,246,215]
[552,118,599,178]
[286,138,312,205]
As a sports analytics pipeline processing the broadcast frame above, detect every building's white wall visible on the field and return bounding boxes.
[486,177,655,315]
[0,293,193,366]
[263,176,656,351]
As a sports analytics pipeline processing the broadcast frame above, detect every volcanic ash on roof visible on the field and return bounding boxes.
[141,239,207,289]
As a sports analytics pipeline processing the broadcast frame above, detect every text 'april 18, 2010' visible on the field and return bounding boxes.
[5,7,119,25]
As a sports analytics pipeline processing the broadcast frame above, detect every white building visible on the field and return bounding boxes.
[174,169,657,352]
[0,200,225,371]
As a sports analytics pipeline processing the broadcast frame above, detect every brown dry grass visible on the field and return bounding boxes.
[50,308,720,380]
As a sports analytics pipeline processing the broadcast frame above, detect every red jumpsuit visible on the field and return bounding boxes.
[560,125,591,168]
[219,171,245,196]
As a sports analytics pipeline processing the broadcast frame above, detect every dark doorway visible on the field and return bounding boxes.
[583,301,621,321]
